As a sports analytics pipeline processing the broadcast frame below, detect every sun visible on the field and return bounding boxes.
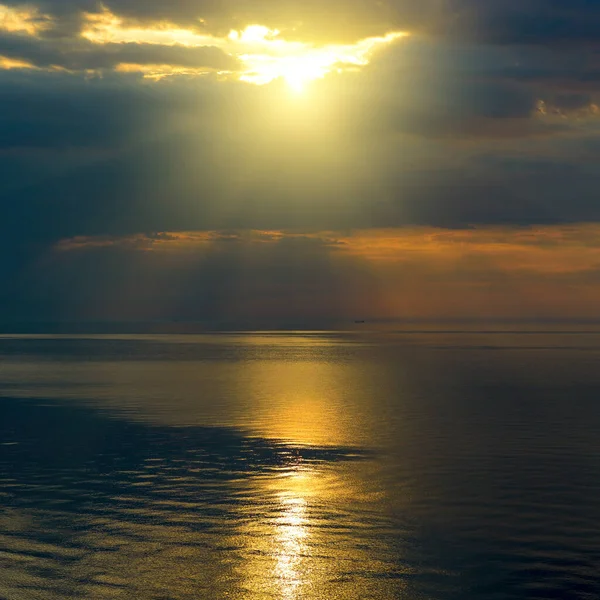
[237,28,408,93]
[240,51,339,93]
[280,56,330,93]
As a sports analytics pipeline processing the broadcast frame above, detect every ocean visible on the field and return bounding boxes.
[1,331,600,599]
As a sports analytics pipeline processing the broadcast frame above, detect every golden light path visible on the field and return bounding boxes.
[274,481,310,599]
[231,353,362,599]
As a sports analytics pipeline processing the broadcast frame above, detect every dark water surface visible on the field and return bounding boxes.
[1,332,600,599]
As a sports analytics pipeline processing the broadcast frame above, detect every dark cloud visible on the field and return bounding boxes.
[443,0,600,46]
[0,31,239,71]
[3,230,377,324]
[341,72,538,136]
[0,71,148,148]
[2,0,405,43]
[3,0,600,46]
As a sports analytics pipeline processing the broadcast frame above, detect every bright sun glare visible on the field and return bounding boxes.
[235,26,407,92]
[241,53,337,93]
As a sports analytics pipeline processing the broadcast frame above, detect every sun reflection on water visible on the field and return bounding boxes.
[274,493,308,599]
[236,460,318,600]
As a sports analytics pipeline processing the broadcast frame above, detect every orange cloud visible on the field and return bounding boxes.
[52,225,600,321]
[329,226,600,274]
[55,225,600,274]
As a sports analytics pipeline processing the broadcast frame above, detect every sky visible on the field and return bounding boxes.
[1,0,600,326]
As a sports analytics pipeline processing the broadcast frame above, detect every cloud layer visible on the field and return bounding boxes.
[10,225,600,324]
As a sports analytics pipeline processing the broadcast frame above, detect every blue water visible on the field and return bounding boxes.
[1,332,600,599]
